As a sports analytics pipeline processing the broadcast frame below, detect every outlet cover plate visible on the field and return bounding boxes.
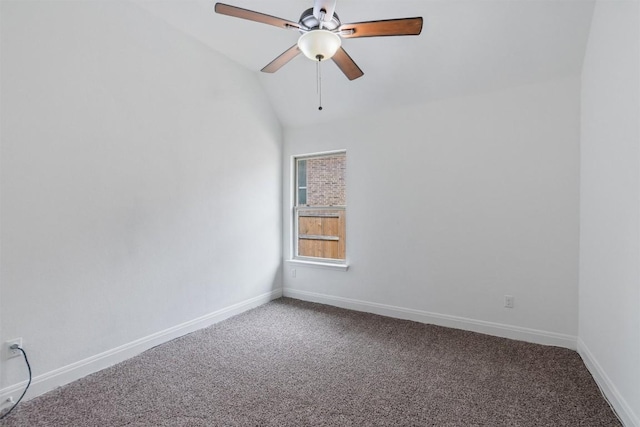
[504,295,514,309]
[6,338,22,359]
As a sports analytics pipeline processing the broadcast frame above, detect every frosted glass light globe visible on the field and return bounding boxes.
[297,30,341,61]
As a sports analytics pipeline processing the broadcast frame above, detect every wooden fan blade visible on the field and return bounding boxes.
[339,17,423,38]
[261,45,301,73]
[332,47,364,80]
[214,3,300,30]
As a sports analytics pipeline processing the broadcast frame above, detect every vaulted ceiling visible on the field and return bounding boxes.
[137,0,595,128]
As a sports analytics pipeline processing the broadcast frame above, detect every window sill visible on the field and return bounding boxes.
[286,259,349,272]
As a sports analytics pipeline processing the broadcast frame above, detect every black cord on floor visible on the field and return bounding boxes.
[0,348,32,420]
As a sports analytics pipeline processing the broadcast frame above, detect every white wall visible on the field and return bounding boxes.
[579,1,640,425]
[0,0,282,401]
[283,76,581,347]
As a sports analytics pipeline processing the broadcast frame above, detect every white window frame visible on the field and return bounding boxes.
[290,150,348,270]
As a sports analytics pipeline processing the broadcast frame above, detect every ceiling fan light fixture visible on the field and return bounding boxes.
[297,30,341,61]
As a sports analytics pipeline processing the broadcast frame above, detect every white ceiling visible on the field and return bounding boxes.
[136,0,595,128]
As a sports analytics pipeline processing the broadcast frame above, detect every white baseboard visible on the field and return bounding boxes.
[283,288,577,349]
[0,288,282,408]
[578,338,639,427]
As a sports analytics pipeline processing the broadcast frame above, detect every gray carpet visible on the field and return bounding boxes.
[0,298,621,426]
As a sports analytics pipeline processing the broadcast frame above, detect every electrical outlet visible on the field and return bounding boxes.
[1,397,14,409]
[504,295,514,309]
[5,338,22,359]
[291,269,296,278]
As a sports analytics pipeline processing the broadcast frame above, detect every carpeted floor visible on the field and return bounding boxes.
[0,298,621,426]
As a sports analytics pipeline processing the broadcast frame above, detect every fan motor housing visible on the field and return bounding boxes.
[299,8,341,31]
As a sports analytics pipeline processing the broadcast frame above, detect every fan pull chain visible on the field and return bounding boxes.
[316,59,320,94]
[316,55,323,111]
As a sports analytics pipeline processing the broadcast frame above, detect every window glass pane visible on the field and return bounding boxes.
[304,154,346,207]
[297,159,307,206]
[297,209,345,260]
[297,159,307,187]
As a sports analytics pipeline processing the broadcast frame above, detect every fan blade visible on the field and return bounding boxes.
[261,45,301,73]
[332,47,364,80]
[214,3,300,30]
[339,17,423,38]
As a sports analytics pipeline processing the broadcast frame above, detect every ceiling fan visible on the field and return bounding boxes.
[214,1,423,81]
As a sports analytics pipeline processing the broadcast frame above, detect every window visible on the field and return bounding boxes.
[293,151,346,263]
